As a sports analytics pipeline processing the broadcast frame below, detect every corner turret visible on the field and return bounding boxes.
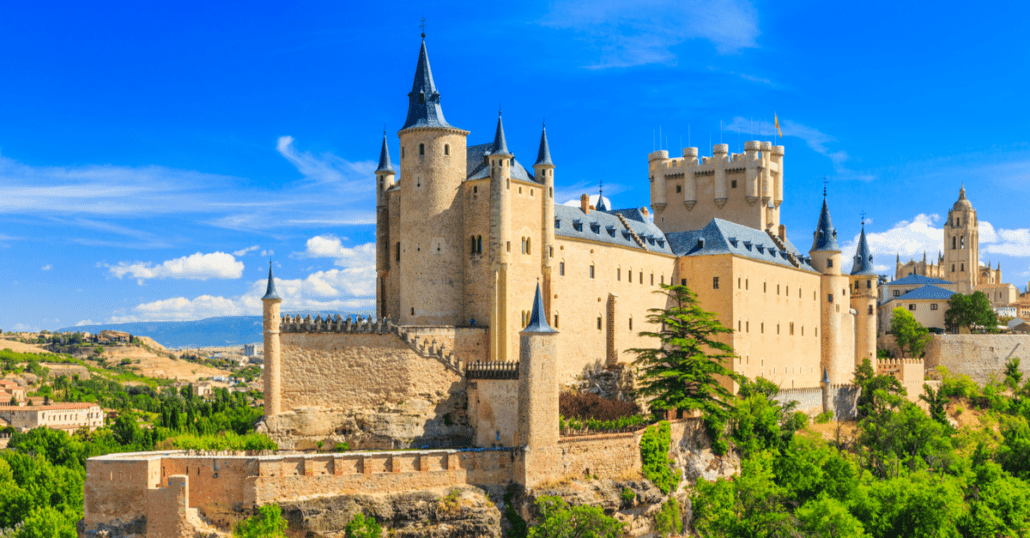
[375,131,396,317]
[809,192,853,385]
[534,122,556,319]
[516,284,559,487]
[488,112,514,361]
[262,262,283,417]
[850,222,878,363]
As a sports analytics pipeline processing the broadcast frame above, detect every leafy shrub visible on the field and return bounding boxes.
[438,488,461,513]
[640,421,679,495]
[620,488,635,506]
[560,413,646,434]
[170,432,277,451]
[234,504,287,538]
[559,392,640,422]
[503,484,528,538]
[938,366,981,401]
[653,498,682,537]
[334,442,351,452]
[527,496,623,538]
[344,513,381,538]
[814,410,834,424]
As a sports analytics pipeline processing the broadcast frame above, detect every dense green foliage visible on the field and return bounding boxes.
[653,497,682,537]
[527,496,624,538]
[889,306,931,358]
[640,421,679,495]
[234,504,288,538]
[946,291,999,334]
[343,513,381,538]
[691,362,1030,537]
[630,284,743,453]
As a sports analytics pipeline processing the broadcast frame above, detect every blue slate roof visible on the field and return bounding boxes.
[401,40,455,131]
[262,263,281,301]
[376,133,394,173]
[553,205,673,254]
[535,124,553,166]
[811,198,840,252]
[893,284,956,301]
[608,207,648,223]
[668,219,818,272]
[522,283,556,333]
[490,114,511,156]
[466,143,537,182]
[890,274,953,287]
[850,226,877,276]
[595,189,608,211]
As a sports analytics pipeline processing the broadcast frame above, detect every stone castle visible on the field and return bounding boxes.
[83,37,921,538]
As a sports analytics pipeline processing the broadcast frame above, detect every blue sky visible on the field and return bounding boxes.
[2,1,1029,332]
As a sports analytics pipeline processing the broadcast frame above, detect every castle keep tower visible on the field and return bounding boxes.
[375,133,396,318]
[809,195,851,384]
[943,185,979,294]
[516,284,559,487]
[849,223,878,363]
[649,141,784,234]
[261,263,282,417]
[533,124,555,317]
[489,114,513,362]
[396,38,470,325]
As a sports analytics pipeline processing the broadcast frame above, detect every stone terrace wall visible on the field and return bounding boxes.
[924,334,1030,385]
[773,387,822,415]
[556,419,698,481]
[279,332,464,411]
[467,377,519,448]
[84,448,514,535]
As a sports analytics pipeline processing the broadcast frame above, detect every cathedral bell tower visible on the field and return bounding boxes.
[943,185,978,294]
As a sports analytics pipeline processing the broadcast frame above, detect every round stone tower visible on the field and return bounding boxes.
[809,194,850,384]
[396,37,470,325]
[375,132,396,319]
[534,123,555,318]
[849,222,878,364]
[488,113,513,362]
[261,262,282,417]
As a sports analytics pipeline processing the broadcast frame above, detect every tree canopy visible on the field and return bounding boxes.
[946,291,998,333]
[890,307,931,358]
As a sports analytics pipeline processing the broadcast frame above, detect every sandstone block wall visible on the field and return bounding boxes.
[773,387,822,415]
[828,384,860,420]
[467,378,519,448]
[924,334,1030,385]
[279,332,463,411]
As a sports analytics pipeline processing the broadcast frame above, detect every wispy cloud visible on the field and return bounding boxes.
[233,245,260,257]
[105,252,245,285]
[724,116,874,181]
[276,136,377,191]
[541,0,759,69]
[41,264,51,271]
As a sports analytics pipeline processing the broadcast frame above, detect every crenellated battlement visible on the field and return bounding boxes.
[466,361,519,380]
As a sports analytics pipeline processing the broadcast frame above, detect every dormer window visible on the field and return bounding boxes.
[590,223,601,234]
[606,226,616,237]
[555,218,561,229]
[697,239,704,249]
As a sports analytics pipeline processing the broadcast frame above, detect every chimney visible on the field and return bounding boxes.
[640,206,650,218]
[580,194,591,214]
[778,224,786,240]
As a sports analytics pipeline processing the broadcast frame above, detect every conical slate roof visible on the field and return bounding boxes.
[851,225,877,276]
[490,113,511,156]
[535,123,553,166]
[596,183,608,211]
[811,197,840,252]
[401,39,453,130]
[262,262,281,301]
[522,283,555,333]
[376,132,394,173]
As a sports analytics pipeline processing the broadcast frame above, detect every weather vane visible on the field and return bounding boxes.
[822,176,828,197]
[420,16,426,38]
[860,210,866,226]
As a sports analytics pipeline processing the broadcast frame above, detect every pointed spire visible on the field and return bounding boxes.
[376,130,394,173]
[490,112,511,156]
[522,283,555,333]
[851,223,877,276]
[535,120,553,166]
[896,252,901,265]
[262,261,281,301]
[596,180,608,211]
[822,367,830,385]
[959,183,967,200]
[810,194,840,252]
[401,38,453,130]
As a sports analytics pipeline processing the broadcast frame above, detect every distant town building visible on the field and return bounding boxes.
[0,402,104,432]
[243,344,256,357]
[0,379,27,402]
[98,330,131,344]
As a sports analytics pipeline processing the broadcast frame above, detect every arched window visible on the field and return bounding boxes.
[961,236,965,249]
[597,316,602,330]
[419,143,425,155]
[559,261,565,276]
[639,271,643,284]
[444,144,450,155]
[617,268,621,281]
[952,237,957,249]
[590,264,595,278]
[526,238,531,254]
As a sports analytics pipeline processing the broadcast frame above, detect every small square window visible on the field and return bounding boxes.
[676,185,682,193]
[930,303,938,311]
[731,179,737,188]
[909,304,916,311]
[713,277,720,289]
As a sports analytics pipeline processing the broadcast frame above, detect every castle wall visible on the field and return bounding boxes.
[461,179,493,327]
[922,334,1030,385]
[503,178,549,364]
[876,358,925,402]
[550,236,677,384]
[386,188,403,320]
[84,456,161,531]
[772,387,823,415]
[467,378,519,448]
[279,332,462,411]
[677,254,823,391]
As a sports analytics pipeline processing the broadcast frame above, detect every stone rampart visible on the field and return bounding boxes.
[877,358,925,400]
[772,387,822,415]
[923,334,1030,385]
[467,377,519,448]
[83,448,514,536]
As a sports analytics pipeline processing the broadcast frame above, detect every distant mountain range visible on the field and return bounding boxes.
[58,311,364,349]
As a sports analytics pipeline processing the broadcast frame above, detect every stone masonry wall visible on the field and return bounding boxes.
[924,334,1030,385]
[467,378,519,448]
[773,387,823,415]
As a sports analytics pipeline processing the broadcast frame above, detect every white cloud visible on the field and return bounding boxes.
[980,223,1030,257]
[41,264,51,271]
[74,320,96,326]
[261,249,275,257]
[562,194,612,209]
[233,245,260,257]
[107,252,244,284]
[542,0,759,68]
[276,136,377,190]
[304,235,376,270]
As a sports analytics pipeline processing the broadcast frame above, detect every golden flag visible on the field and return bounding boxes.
[775,114,782,138]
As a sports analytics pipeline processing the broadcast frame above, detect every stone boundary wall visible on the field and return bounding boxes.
[828,384,860,420]
[557,419,697,481]
[467,378,519,448]
[923,334,1030,385]
[773,387,822,415]
[84,448,514,535]
[877,358,925,401]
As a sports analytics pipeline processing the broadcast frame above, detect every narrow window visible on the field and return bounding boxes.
[559,261,565,276]
[961,236,965,249]
[519,186,523,194]
[396,242,401,262]
[961,263,964,271]
[676,185,682,193]
[713,277,720,289]
[549,246,553,257]
[868,305,874,314]
[777,284,780,295]
[931,303,938,311]
[731,179,737,188]
[764,282,767,293]
[401,147,405,158]
[827,259,833,268]
[746,321,750,332]
[738,277,741,289]
[828,294,834,303]
[554,314,559,328]
[761,322,764,334]
[629,317,633,330]
[549,187,553,198]
[477,236,482,253]
[473,185,478,194]
[661,275,665,285]
[746,279,749,290]
[777,324,780,335]
[526,238,531,254]
[597,316,602,330]
[952,237,956,249]
[617,268,621,281]
[790,322,794,335]
[471,236,477,254]
[738,320,741,331]
[681,278,686,286]
[867,280,871,289]
[590,265,595,279]
[506,241,511,253]
[411,307,415,315]
[419,143,424,155]
[639,271,643,284]
[444,144,450,155]
[952,264,955,272]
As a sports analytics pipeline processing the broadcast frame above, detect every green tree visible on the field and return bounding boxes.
[692,452,798,537]
[527,496,624,538]
[13,506,77,538]
[890,306,932,358]
[1004,357,1023,389]
[795,496,866,538]
[630,284,742,448]
[920,383,950,426]
[344,513,382,538]
[233,504,287,538]
[852,358,906,418]
[945,291,998,334]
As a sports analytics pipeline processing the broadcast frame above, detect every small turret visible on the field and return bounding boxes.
[401,38,452,130]
[596,181,608,211]
[262,261,283,417]
[850,222,878,363]
[811,197,841,253]
[534,122,556,318]
[488,112,513,361]
[850,224,877,276]
[490,112,511,157]
[516,283,559,487]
